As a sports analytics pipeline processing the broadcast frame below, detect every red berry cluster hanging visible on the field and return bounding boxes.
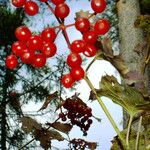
[59,97,93,136]
[6,26,57,69]
[61,0,110,88]
[8,0,110,88]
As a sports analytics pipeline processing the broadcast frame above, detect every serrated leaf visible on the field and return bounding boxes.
[20,116,42,133]
[47,122,72,134]
[97,75,149,116]
[39,91,58,111]
[95,40,129,76]
[101,38,114,58]
[34,128,64,150]
[34,128,64,142]
[75,10,91,19]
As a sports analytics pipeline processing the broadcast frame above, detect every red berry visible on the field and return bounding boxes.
[70,40,85,53]
[88,119,93,124]
[75,18,90,33]
[41,42,57,58]
[70,67,85,81]
[40,0,48,2]
[94,19,110,35]
[24,1,39,16]
[15,26,31,42]
[32,53,46,68]
[61,74,74,88]
[83,44,97,57]
[51,0,65,5]
[12,0,26,7]
[6,55,18,70]
[91,0,106,13]
[20,49,35,64]
[83,30,97,44]
[27,35,43,51]
[12,41,27,56]
[41,28,56,43]
[67,53,82,68]
[55,3,70,19]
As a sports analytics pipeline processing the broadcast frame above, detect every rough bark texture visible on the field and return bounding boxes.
[117,0,150,148]
[117,0,144,71]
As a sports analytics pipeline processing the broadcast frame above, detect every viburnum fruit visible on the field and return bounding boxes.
[27,35,43,51]
[24,1,39,16]
[61,74,75,88]
[41,28,56,43]
[15,26,31,42]
[91,0,106,13]
[51,0,65,5]
[41,42,57,57]
[70,40,85,53]
[94,19,110,35]
[6,55,18,70]
[67,53,82,68]
[70,67,85,81]
[83,44,97,57]
[12,0,26,8]
[61,97,93,135]
[70,139,87,149]
[12,41,27,56]
[32,53,46,68]
[20,49,34,64]
[40,0,48,2]
[75,18,90,33]
[83,30,97,44]
[55,3,70,19]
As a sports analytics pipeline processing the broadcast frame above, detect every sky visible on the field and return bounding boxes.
[22,0,123,149]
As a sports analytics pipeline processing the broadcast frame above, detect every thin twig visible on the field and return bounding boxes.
[84,75,127,149]
[135,116,142,150]
[126,115,133,148]
[86,57,97,72]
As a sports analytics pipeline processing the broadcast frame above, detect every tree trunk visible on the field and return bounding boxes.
[117,0,150,148]
[0,46,9,150]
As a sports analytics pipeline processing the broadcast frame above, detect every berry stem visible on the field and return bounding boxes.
[63,29,71,47]
[45,2,71,47]
[84,75,127,149]
[86,57,97,72]
[65,23,75,29]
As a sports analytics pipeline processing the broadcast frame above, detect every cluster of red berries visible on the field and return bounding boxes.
[8,0,110,88]
[70,138,88,150]
[59,98,93,136]
[6,25,57,69]
[60,0,110,88]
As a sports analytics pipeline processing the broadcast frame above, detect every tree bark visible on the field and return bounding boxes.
[117,0,150,148]
[0,45,9,150]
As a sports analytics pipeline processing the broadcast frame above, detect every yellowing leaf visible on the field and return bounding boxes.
[20,116,42,133]
[47,122,72,134]
[75,10,91,19]
[39,91,58,111]
[97,75,149,116]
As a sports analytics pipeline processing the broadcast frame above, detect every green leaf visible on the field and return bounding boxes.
[97,75,149,116]
[110,129,147,150]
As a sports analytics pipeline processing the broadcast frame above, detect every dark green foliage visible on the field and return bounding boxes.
[140,0,150,15]
[0,7,24,45]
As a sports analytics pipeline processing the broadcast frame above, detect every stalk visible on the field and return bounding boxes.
[84,75,127,149]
